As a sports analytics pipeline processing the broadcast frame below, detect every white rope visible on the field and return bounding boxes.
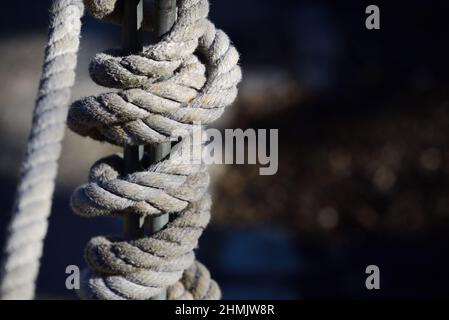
[0,0,84,300]
[69,0,241,300]
[0,0,241,300]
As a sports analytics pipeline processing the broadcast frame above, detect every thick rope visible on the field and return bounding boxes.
[0,0,84,299]
[68,0,241,299]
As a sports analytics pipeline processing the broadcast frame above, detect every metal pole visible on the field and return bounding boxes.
[146,0,177,300]
[147,0,176,243]
[155,0,177,38]
[122,0,177,300]
[123,0,145,240]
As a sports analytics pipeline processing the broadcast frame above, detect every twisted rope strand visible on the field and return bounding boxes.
[69,0,241,300]
[0,0,84,300]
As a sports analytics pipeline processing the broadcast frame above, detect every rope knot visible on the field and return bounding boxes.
[68,0,241,300]
[68,0,241,146]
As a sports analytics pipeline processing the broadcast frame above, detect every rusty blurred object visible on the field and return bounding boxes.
[212,96,449,237]
[232,69,305,123]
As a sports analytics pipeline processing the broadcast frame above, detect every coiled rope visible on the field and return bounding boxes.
[0,0,84,299]
[68,0,241,300]
[1,0,241,300]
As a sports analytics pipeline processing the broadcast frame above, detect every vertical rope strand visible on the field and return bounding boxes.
[0,0,84,300]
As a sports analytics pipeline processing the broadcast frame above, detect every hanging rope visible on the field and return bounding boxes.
[0,0,84,299]
[69,0,241,300]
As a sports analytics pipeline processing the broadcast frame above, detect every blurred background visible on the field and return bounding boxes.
[1,0,449,299]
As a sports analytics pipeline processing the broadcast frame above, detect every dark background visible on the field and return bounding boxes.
[1,0,449,299]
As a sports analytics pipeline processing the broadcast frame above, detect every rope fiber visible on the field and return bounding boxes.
[0,0,84,300]
[0,0,241,300]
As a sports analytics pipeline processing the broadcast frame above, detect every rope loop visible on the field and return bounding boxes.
[69,0,241,299]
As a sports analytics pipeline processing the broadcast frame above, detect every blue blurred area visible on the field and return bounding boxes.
[198,228,449,299]
[207,228,303,299]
